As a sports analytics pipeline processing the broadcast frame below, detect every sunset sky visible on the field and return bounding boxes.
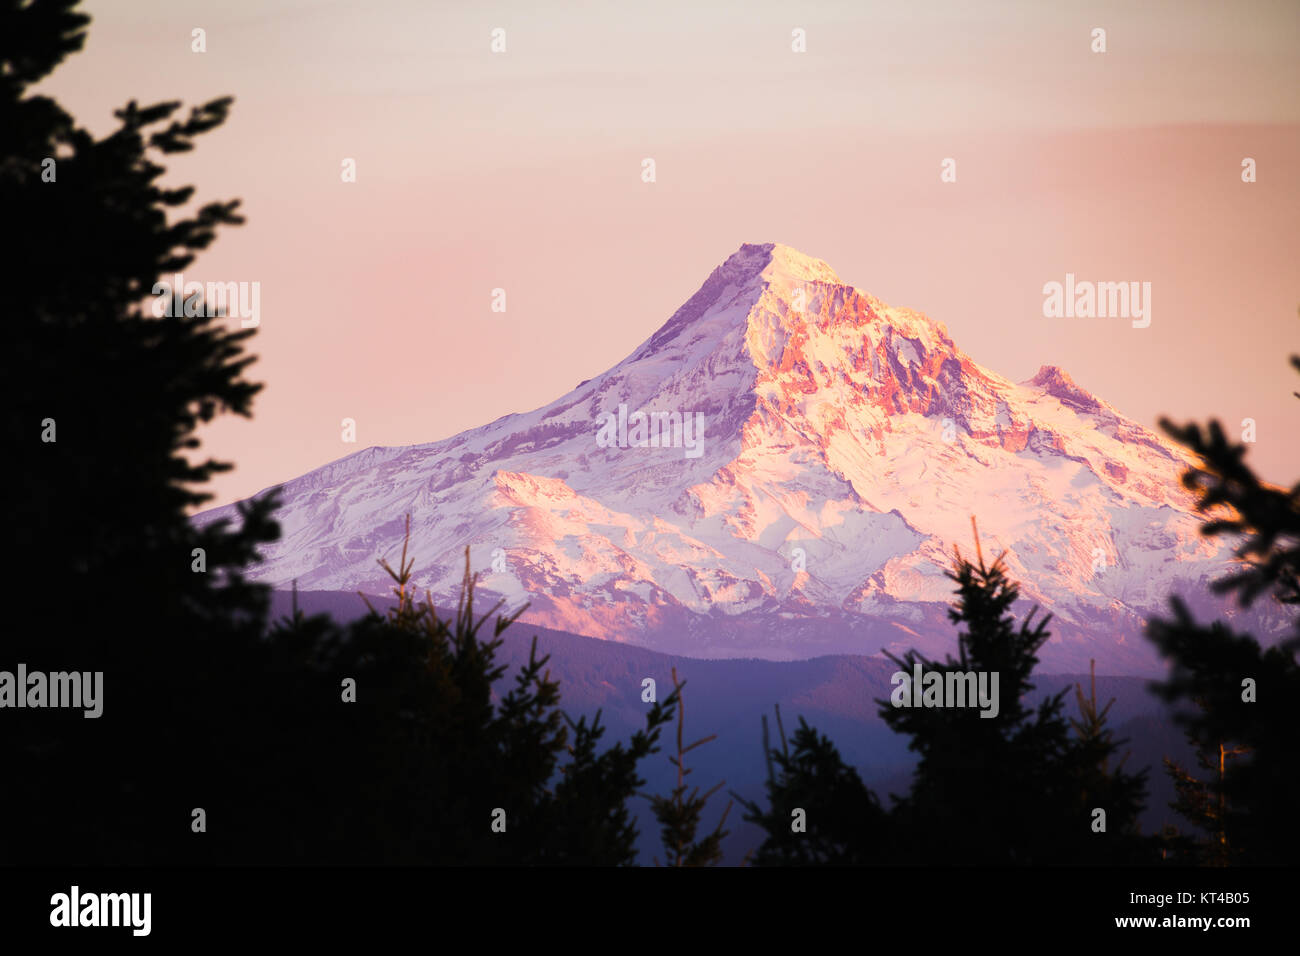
[39,0,1300,507]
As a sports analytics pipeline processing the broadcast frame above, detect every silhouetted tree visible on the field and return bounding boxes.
[3,2,681,867]
[264,528,678,864]
[3,0,279,864]
[881,525,1152,864]
[740,524,1153,865]
[1068,660,1152,863]
[736,705,891,865]
[642,668,730,866]
[1147,345,1300,864]
[1162,699,1248,865]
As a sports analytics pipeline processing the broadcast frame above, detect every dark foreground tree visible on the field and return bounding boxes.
[1147,347,1300,864]
[3,1,680,865]
[1069,660,1152,862]
[3,0,279,864]
[1161,699,1248,865]
[881,527,1152,864]
[735,705,891,864]
[260,530,678,865]
[740,525,1152,865]
[642,668,731,866]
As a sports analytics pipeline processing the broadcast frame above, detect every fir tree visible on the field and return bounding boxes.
[881,522,1151,864]
[739,523,1153,864]
[1068,661,1152,864]
[1146,347,1300,863]
[3,3,683,867]
[882,525,1053,863]
[264,522,678,865]
[643,668,731,866]
[1161,699,1248,866]
[3,0,280,864]
[735,705,890,865]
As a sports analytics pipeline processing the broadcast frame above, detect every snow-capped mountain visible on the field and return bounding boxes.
[198,242,1277,673]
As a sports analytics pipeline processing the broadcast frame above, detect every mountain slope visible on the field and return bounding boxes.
[198,242,1278,673]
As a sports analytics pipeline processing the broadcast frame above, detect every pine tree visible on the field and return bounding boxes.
[739,523,1154,864]
[735,705,890,865]
[3,3,682,867]
[1162,699,1248,866]
[264,521,679,864]
[3,0,280,864]
[643,668,731,866]
[1071,661,1115,765]
[1068,660,1152,863]
[1146,342,1300,864]
[881,522,1151,864]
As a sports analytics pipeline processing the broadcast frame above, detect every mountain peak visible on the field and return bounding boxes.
[724,242,843,285]
[1026,365,1102,413]
[1024,361,1076,390]
[197,244,1257,674]
[1028,364,1074,387]
[642,243,845,356]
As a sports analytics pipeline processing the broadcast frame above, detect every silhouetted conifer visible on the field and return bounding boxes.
[736,705,890,864]
[263,525,678,864]
[4,0,279,864]
[3,3,679,867]
[643,668,730,866]
[1147,344,1300,864]
[882,523,1152,864]
[1162,699,1247,865]
[740,523,1153,864]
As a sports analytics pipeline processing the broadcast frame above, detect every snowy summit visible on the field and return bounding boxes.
[197,243,1271,672]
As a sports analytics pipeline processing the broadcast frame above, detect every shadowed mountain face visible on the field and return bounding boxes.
[204,243,1284,674]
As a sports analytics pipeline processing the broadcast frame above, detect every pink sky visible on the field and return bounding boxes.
[39,0,1300,506]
